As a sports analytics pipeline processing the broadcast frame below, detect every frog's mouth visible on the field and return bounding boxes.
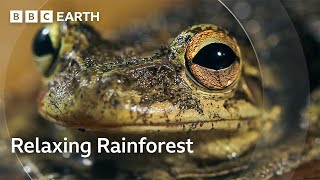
[88,118,257,133]
[38,86,261,133]
[40,107,259,133]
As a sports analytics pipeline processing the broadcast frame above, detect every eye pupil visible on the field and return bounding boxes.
[32,28,55,57]
[192,43,237,70]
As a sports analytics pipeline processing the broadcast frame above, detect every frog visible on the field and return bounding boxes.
[29,23,309,179]
[35,20,268,155]
[8,0,320,179]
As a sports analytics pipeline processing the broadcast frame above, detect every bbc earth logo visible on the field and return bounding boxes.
[10,10,100,23]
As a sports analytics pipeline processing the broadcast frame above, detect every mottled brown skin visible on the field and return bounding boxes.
[38,22,259,132]
[31,2,320,179]
[36,22,267,162]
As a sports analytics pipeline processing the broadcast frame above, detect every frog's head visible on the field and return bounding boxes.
[33,22,262,133]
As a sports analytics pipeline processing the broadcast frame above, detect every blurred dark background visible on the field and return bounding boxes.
[275,1,320,179]
[281,0,320,91]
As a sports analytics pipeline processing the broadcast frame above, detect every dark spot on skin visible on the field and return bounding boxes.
[190,27,203,34]
[96,88,101,94]
[143,119,148,124]
[176,36,185,45]
[233,90,251,102]
[111,99,120,107]
[223,101,232,110]
[213,113,219,118]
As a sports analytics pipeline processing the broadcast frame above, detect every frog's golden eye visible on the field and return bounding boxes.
[32,24,61,77]
[185,29,241,90]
